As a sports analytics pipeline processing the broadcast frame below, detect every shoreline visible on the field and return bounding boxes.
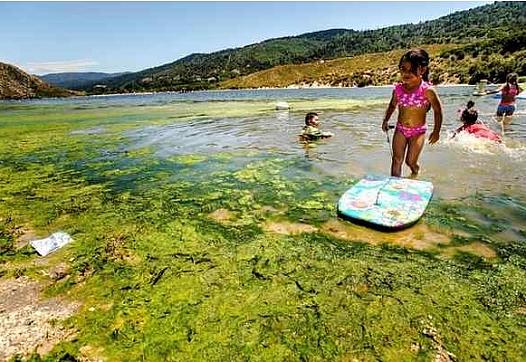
[0,83,477,102]
[61,83,480,98]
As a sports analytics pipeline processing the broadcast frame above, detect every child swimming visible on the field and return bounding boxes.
[300,112,334,141]
[458,100,478,126]
[453,100,502,142]
[381,48,443,178]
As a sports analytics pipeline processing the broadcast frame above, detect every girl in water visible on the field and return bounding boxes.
[382,48,443,178]
[488,72,523,125]
[453,100,501,142]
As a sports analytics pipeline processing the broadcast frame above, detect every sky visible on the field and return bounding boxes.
[0,1,492,75]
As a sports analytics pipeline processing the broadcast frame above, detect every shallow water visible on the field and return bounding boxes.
[91,86,526,200]
[1,85,525,250]
[2,86,526,360]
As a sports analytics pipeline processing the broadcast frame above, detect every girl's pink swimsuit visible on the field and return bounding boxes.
[500,84,519,106]
[394,81,431,138]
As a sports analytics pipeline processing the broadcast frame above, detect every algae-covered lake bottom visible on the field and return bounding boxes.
[1,87,525,361]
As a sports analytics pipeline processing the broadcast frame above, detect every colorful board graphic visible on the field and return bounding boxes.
[337,175,434,230]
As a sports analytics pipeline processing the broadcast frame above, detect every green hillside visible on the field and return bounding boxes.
[220,32,526,89]
[219,45,454,89]
[88,1,525,93]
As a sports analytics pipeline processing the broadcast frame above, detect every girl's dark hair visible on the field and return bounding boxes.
[466,100,475,109]
[399,48,430,82]
[504,72,518,93]
[461,108,478,125]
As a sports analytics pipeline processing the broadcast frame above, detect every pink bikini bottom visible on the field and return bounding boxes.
[396,122,427,139]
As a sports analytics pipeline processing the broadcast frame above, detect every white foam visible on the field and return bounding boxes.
[442,130,526,160]
[443,131,498,155]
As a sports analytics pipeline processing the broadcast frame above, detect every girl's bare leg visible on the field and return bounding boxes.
[495,110,504,124]
[405,133,426,178]
[391,131,407,177]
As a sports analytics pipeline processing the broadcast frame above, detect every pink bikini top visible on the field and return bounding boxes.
[500,85,519,106]
[394,81,431,108]
[502,85,518,97]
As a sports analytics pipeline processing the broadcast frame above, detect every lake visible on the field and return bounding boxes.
[1,86,525,360]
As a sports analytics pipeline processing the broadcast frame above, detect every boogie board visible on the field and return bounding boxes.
[462,123,502,142]
[337,175,433,230]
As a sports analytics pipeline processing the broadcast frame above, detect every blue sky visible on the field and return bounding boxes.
[0,1,491,75]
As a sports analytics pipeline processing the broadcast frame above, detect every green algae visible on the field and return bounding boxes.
[1,102,526,361]
[168,154,207,165]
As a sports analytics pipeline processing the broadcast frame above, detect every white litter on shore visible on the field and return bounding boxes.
[30,232,72,256]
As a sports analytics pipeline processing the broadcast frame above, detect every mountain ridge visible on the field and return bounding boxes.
[3,2,525,97]
[40,72,130,90]
[90,1,525,93]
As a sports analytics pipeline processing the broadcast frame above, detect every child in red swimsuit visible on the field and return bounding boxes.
[489,73,523,124]
[453,101,502,143]
[381,48,443,178]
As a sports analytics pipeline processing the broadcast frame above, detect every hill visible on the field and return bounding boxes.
[219,45,453,89]
[221,32,526,89]
[91,1,525,93]
[40,71,130,90]
[0,62,76,100]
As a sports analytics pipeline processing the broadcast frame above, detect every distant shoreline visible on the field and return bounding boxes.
[78,83,477,98]
[1,83,478,102]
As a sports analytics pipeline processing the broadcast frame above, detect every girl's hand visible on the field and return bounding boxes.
[428,131,440,144]
[382,91,397,133]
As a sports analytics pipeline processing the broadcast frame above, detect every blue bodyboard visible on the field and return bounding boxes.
[337,175,433,230]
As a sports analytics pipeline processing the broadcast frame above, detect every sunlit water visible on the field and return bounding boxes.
[0,87,526,359]
[3,86,525,250]
[89,86,524,201]
[6,86,525,202]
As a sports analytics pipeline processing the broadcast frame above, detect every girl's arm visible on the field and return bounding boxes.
[382,90,397,131]
[451,126,461,139]
[426,88,443,144]
[485,85,504,95]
